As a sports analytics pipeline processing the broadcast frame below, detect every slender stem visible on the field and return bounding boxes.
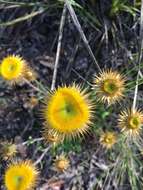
[23,78,45,95]
[51,3,67,91]
[34,80,48,93]
[65,0,101,72]
[22,137,44,145]
[132,0,143,110]
[34,146,51,166]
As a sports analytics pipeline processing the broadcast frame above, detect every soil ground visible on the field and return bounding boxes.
[0,1,142,189]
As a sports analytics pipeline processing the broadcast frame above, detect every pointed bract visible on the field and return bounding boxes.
[118,108,143,137]
[93,70,126,104]
[42,85,93,140]
[54,154,69,172]
[0,55,36,84]
[4,160,39,190]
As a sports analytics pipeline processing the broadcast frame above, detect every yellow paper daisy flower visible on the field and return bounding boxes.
[42,85,93,140]
[100,131,117,149]
[0,55,26,82]
[118,108,143,137]
[0,55,36,83]
[4,160,38,190]
[93,70,125,104]
[54,154,69,172]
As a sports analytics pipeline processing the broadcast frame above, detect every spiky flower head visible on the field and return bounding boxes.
[54,154,69,172]
[4,160,38,190]
[100,131,117,149]
[0,141,17,160]
[0,55,36,84]
[118,108,143,137]
[0,55,26,83]
[93,70,125,104]
[45,129,60,146]
[42,85,93,140]
[23,66,37,81]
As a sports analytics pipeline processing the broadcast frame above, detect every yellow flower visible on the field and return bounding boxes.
[23,66,37,81]
[42,85,93,140]
[118,108,143,137]
[0,141,17,160]
[100,132,117,149]
[54,155,69,172]
[4,160,38,190]
[0,55,36,84]
[44,129,60,145]
[0,55,26,82]
[93,70,125,104]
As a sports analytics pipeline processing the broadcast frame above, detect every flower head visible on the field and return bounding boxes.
[42,85,93,140]
[4,160,38,190]
[100,131,117,149]
[93,70,125,104]
[0,55,36,84]
[45,129,60,145]
[23,66,37,81]
[0,55,26,83]
[118,108,143,137]
[54,155,69,172]
[0,141,17,160]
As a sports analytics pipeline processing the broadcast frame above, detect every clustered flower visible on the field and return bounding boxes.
[0,141,17,160]
[100,132,117,149]
[1,54,143,189]
[0,55,36,84]
[118,108,143,137]
[5,160,38,190]
[54,154,70,172]
[93,70,125,104]
[42,85,93,140]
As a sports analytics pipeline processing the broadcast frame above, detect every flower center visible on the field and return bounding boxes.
[14,175,23,187]
[58,160,66,168]
[8,63,16,72]
[65,104,73,113]
[128,116,140,129]
[60,102,77,119]
[103,80,118,95]
[104,136,112,143]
